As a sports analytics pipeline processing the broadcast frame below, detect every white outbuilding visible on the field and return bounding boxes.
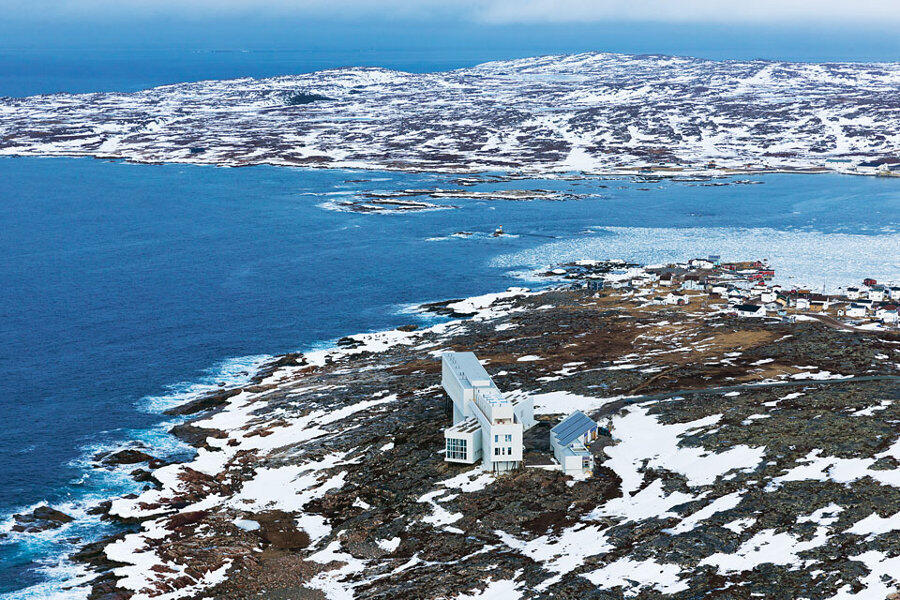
[550,411,600,476]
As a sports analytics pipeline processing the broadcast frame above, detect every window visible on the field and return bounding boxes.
[505,434,512,442]
[508,447,513,455]
[446,438,467,460]
[494,447,500,456]
[494,435,499,443]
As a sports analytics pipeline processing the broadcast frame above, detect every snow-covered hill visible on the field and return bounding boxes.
[1,53,898,174]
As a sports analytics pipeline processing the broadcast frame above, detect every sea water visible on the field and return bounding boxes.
[0,156,897,596]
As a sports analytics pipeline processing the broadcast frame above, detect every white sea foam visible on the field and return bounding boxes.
[138,354,272,414]
[0,353,274,599]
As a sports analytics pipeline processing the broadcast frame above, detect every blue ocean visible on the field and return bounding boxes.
[0,45,899,598]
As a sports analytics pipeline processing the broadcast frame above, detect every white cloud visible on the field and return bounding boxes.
[4,0,899,23]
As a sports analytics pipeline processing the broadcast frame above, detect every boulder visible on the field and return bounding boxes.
[12,506,74,533]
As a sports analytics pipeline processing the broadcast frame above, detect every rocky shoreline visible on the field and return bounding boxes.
[34,267,898,600]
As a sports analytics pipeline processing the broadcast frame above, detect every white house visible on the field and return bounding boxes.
[663,293,689,305]
[550,411,599,476]
[442,352,535,473]
[760,290,777,304]
[875,306,899,324]
[727,290,747,303]
[844,303,868,318]
[795,298,811,310]
[889,287,900,301]
[868,288,886,302]
[733,304,766,318]
[689,258,715,269]
[681,276,706,292]
[846,287,861,300]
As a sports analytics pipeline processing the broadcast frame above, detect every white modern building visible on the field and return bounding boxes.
[550,411,600,476]
[442,352,535,472]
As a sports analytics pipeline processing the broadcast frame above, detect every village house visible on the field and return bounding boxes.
[727,290,748,305]
[846,286,861,300]
[733,303,766,318]
[749,285,766,298]
[856,299,876,311]
[710,283,729,296]
[663,292,690,306]
[760,290,777,304]
[442,352,535,473]
[681,273,707,291]
[795,298,811,310]
[868,287,886,302]
[890,286,900,301]
[550,411,600,476]
[842,303,868,319]
[876,305,899,324]
[688,257,715,270]
[809,300,828,312]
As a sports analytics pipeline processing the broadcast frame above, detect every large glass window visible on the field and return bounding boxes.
[446,438,467,460]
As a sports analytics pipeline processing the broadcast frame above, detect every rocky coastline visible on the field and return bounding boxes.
[27,268,900,599]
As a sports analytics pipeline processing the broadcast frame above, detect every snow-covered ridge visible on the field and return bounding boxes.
[1,52,898,174]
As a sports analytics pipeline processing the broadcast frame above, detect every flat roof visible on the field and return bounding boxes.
[476,386,510,407]
[443,351,494,388]
[447,417,482,435]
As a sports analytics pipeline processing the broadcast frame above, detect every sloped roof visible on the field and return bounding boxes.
[734,304,763,312]
[551,411,596,446]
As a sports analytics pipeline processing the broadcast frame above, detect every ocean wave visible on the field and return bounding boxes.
[138,354,271,414]
[0,354,272,600]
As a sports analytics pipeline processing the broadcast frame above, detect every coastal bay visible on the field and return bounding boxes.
[0,157,898,597]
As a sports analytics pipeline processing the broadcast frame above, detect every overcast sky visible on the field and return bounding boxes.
[4,0,899,23]
[1,0,897,96]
